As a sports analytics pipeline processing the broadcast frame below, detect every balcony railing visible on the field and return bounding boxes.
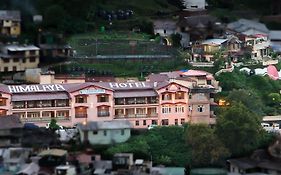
[114,113,158,119]
[21,116,70,122]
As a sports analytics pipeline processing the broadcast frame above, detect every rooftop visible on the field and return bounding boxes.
[0,115,23,130]
[0,10,20,21]
[77,120,132,131]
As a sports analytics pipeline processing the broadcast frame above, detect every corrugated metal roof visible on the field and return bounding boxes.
[78,120,132,131]
[11,92,69,101]
[0,10,20,21]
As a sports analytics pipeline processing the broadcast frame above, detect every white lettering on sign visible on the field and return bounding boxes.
[8,84,66,93]
[79,89,106,95]
[109,82,147,89]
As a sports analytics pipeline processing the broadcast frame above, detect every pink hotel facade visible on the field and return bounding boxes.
[0,70,219,128]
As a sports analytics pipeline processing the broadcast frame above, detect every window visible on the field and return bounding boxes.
[103,130,107,136]
[4,67,8,72]
[164,29,166,34]
[189,105,192,111]
[197,93,205,100]
[136,120,139,126]
[181,119,185,125]
[93,131,98,135]
[121,129,125,135]
[189,93,192,99]
[143,120,146,126]
[175,92,184,99]
[162,93,172,100]
[13,58,19,62]
[97,106,110,117]
[75,95,87,103]
[162,106,171,114]
[30,57,36,62]
[22,58,26,63]
[0,98,6,106]
[152,120,157,125]
[161,119,169,126]
[175,119,178,125]
[97,95,109,102]
[197,105,204,112]
[3,59,9,63]
[175,106,184,113]
[12,66,17,71]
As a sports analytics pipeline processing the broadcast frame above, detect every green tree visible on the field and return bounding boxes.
[215,103,262,156]
[227,89,264,115]
[49,118,60,131]
[186,124,229,167]
[267,93,281,107]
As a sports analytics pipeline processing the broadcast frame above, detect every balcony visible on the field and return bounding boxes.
[114,113,158,119]
[75,114,88,118]
[21,116,70,122]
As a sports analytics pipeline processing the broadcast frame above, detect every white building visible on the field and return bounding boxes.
[182,0,206,9]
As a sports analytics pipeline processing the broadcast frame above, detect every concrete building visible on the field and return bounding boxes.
[0,45,40,72]
[77,120,132,145]
[0,10,21,37]
[182,0,207,10]
[0,70,218,128]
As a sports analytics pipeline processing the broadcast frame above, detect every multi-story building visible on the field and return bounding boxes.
[0,10,21,37]
[0,45,40,72]
[0,70,218,129]
[245,34,271,61]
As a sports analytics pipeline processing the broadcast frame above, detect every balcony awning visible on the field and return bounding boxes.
[12,92,70,101]
[114,90,157,98]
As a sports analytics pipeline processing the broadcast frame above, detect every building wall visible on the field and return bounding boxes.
[182,0,206,9]
[1,20,20,36]
[70,86,114,126]
[79,128,131,145]
[0,50,39,72]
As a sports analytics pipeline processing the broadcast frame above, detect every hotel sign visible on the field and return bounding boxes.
[79,89,106,95]
[109,82,147,89]
[8,84,65,93]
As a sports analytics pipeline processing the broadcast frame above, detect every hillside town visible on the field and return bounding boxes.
[0,0,281,175]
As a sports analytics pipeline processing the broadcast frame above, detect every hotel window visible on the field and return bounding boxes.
[162,93,172,100]
[136,108,145,115]
[115,98,125,105]
[57,111,69,118]
[4,67,8,72]
[42,100,52,107]
[0,98,7,106]
[175,92,184,99]
[13,101,25,109]
[126,98,135,105]
[97,95,109,103]
[121,129,125,135]
[12,66,17,71]
[75,107,87,118]
[189,93,192,99]
[27,112,40,118]
[175,119,178,125]
[75,95,87,103]
[152,120,157,125]
[197,105,204,112]
[136,120,139,126]
[143,120,146,126]
[175,106,184,113]
[161,119,169,126]
[97,106,110,117]
[181,119,185,125]
[147,97,157,103]
[115,109,124,116]
[103,130,107,136]
[136,97,146,104]
[93,131,98,135]
[57,99,69,107]
[161,106,171,114]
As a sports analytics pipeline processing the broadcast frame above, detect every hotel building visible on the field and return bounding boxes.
[0,70,218,129]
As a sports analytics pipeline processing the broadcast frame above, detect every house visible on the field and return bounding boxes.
[245,34,271,61]
[228,138,281,175]
[182,0,207,10]
[269,30,281,54]
[0,45,40,72]
[0,10,21,37]
[153,20,177,37]
[177,15,223,45]
[39,44,72,59]
[77,120,132,145]
[0,115,23,147]
[227,19,269,36]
